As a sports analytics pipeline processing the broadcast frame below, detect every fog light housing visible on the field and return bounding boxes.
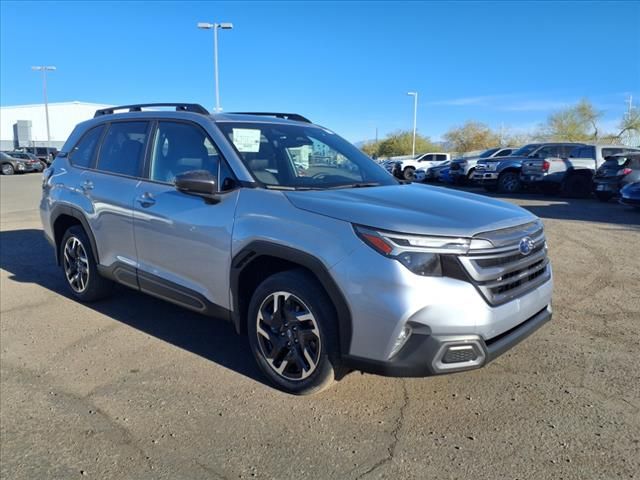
[389,325,412,358]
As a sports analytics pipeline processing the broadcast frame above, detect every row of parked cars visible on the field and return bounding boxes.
[0,147,58,175]
[382,143,640,207]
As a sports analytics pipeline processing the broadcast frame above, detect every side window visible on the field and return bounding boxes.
[495,149,512,157]
[149,122,221,184]
[435,154,447,161]
[422,154,435,162]
[533,146,553,159]
[602,148,622,158]
[97,122,148,177]
[68,125,105,168]
[559,145,574,158]
[580,146,596,159]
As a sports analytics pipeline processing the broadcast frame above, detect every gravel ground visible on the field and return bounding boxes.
[1,173,639,479]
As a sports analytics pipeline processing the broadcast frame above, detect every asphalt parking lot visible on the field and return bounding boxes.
[1,173,639,479]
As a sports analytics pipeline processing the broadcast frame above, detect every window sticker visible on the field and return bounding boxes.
[232,128,261,152]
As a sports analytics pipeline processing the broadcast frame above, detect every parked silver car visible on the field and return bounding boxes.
[41,103,553,394]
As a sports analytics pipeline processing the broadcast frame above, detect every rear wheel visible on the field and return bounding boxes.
[247,270,340,395]
[60,225,113,302]
[403,167,416,181]
[563,175,591,198]
[595,191,613,202]
[1,163,14,175]
[497,171,521,193]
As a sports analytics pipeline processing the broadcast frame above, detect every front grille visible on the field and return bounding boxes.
[458,221,551,306]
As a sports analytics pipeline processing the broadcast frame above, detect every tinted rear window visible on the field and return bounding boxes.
[96,122,149,177]
[69,125,105,168]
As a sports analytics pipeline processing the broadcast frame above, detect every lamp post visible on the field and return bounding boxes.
[31,66,56,152]
[197,21,234,112]
[407,91,418,158]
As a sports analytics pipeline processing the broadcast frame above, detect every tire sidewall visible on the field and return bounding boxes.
[247,270,338,395]
[2,164,14,175]
[498,171,520,193]
[60,225,108,302]
[403,167,415,181]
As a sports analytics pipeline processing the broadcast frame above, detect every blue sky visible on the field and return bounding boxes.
[1,1,639,142]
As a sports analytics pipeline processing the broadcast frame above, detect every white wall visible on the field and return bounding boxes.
[0,101,112,149]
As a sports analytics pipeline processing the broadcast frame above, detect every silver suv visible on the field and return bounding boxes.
[40,103,553,395]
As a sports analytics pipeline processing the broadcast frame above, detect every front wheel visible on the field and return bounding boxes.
[403,167,416,181]
[247,270,341,395]
[497,171,521,193]
[1,163,14,175]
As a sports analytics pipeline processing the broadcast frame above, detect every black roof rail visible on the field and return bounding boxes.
[94,103,209,118]
[228,112,312,123]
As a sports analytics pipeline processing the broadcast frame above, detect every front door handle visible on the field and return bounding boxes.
[136,192,156,208]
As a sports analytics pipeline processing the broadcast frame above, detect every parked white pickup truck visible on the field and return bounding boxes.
[521,144,639,197]
[385,152,450,180]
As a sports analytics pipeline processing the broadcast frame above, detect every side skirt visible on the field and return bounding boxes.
[97,263,231,322]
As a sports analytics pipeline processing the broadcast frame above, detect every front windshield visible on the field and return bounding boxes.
[511,144,539,157]
[479,148,500,158]
[217,122,397,189]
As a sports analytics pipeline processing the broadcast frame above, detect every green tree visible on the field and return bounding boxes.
[443,121,501,153]
[376,130,438,157]
[538,99,602,141]
[361,141,380,158]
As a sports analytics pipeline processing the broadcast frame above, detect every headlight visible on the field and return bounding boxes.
[354,225,472,276]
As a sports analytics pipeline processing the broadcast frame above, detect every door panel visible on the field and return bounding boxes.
[133,120,238,309]
[133,182,239,308]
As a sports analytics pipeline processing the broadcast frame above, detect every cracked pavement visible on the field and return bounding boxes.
[1,174,639,479]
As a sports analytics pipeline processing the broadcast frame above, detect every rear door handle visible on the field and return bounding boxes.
[136,192,156,208]
[82,180,94,191]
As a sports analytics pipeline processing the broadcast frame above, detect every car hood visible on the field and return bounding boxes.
[285,184,536,237]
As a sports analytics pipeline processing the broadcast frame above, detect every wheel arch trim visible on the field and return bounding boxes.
[230,241,353,355]
[50,204,100,266]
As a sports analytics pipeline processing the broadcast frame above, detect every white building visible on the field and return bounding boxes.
[0,101,113,150]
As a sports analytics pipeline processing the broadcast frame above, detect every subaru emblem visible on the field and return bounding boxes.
[519,236,535,256]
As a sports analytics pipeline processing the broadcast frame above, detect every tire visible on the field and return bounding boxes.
[1,163,14,175]
[247,269,341,395]
[562,175,591,198]
[60,225,113,302]
[497,171,521,193]
[465,169,476,184]
[403,167,416,181]
[595,191,613,202]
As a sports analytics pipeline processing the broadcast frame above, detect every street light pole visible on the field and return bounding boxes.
[198,21,233,112]
[407,91,418,157]
[32,66,56,151]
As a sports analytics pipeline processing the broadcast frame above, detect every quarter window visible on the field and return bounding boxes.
[68,125,105,168]
[149,122,221,184]
[96,122,149,177]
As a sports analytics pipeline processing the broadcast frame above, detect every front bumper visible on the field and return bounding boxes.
[343,304,552,377]
[473,171,499,184]
[331,240,554,376]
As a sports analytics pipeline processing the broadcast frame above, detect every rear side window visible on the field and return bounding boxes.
[571,146,595,159]
[435,154,447,161]
[495,149,512,157]
[69,125,105,168]
[97,122,149,177]
[602,148,624,158]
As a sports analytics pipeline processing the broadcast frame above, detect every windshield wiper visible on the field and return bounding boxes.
[327,182,382,190]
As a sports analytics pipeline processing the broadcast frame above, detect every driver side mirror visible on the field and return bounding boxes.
[175,170,219,204]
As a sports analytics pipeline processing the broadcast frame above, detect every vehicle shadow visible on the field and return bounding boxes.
[434,183,640,228]
[0,228,265,386]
